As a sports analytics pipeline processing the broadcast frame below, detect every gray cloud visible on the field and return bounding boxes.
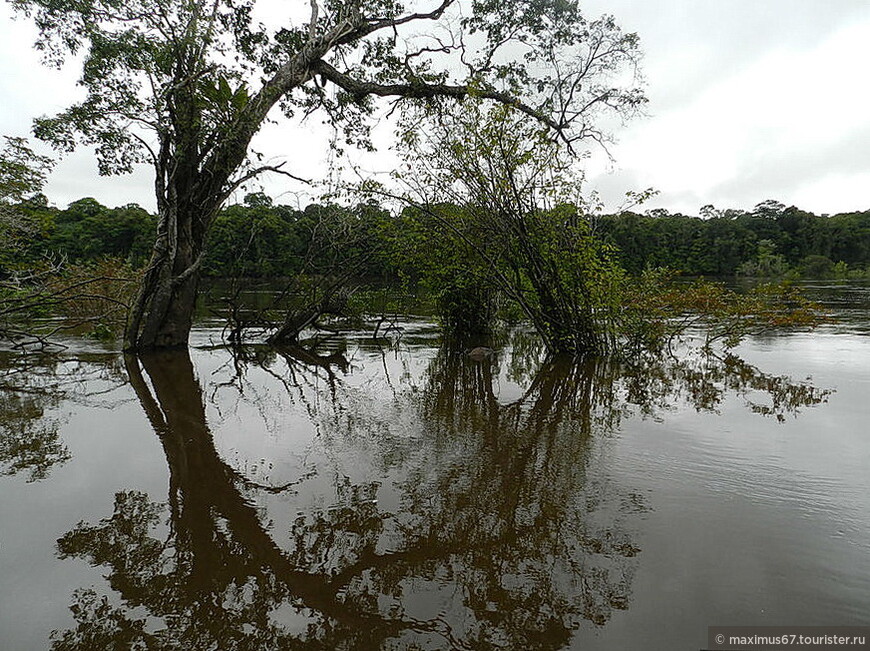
[709,124,870,211]
[586,0,870,112]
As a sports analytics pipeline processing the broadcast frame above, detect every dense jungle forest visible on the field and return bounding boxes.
[7,193,870,281]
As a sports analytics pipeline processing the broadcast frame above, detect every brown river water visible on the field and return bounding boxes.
[1,282,868,649]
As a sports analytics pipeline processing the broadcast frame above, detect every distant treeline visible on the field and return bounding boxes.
[597,200,870,278]
[9,194,870,279]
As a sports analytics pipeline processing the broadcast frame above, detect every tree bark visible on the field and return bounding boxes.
[124,199,209,350]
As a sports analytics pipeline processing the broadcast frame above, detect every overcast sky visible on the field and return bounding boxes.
[2,0,869,215]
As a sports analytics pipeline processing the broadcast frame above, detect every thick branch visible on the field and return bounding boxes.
[312,60,564,134]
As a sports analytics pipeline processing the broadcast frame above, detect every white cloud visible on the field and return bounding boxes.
[790,171,870,214]
[589,12,870,214]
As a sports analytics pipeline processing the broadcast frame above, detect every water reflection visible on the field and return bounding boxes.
[0,390,70,481]
[0,353,126,481]
[49,337,830,650]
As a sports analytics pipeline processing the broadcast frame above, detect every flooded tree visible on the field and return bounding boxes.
[11,0,645,350]
[391,103,824,356]
[50,345,644,649]
[394,102,629,353]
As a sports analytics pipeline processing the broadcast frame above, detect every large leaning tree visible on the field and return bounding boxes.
[8,0,644,350]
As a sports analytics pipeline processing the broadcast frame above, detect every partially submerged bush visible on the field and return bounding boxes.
[393,101,826,358]
[2,257,139,348]
[617,270,826,356]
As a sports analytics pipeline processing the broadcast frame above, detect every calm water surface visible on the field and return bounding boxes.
[1,283,869,649]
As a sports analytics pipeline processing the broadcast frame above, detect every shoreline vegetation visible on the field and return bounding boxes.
[0,128,856,356]
[2,190,847,354]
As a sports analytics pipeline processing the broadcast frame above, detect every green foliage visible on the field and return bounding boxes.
[48,257,141,336]
[12,0,648,350]
[2,186,848,352]
[0,136,53,203]
[204,200,390,279]
[2,256,138,347]
[736,239,790,277]
[48,200,156,266]
[0,136,55,273]
[11,0,645,187]
[391,101,636,353]
[799,254,835,278]
[618,274,826,354]
[380,205,495,335]
[389,101,829,357]
[597,204,870,278]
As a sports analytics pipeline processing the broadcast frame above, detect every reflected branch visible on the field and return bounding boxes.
[1,353,127,481]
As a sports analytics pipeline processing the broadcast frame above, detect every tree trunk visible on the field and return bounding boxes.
[141,258,200,349]
[124,199,207,351]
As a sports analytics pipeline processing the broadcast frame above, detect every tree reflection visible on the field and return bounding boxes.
[55,350,403,650]
[51,340,828,649]
[389,348,641,644]
[0,353,126,481]
[0,390,70,481]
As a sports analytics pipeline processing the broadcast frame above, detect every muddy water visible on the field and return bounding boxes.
[1,284,869,649]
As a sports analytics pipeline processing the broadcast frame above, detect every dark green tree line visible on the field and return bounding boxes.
[597,202,870,277]
[14,194,870,281]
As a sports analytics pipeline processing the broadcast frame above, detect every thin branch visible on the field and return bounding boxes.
[334,0,456,47]
[223,162,312,200]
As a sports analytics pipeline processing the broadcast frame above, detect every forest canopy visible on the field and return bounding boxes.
[6,193,869,282]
